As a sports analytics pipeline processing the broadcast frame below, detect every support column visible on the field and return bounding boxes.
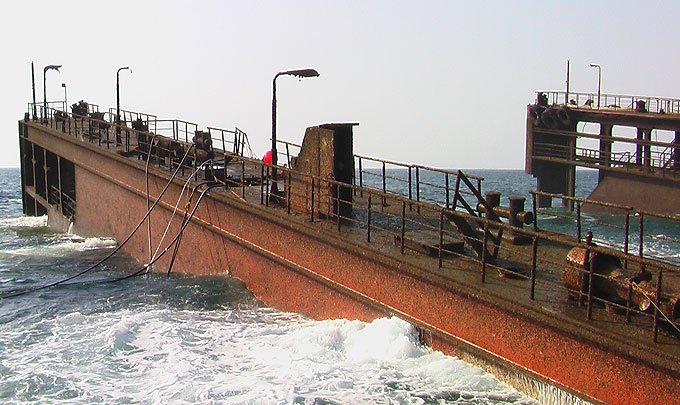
[57,155,63,214]
[18,123,27,215]
[673,131,680,170]
[43,148,49,202]
[599,123,613,181]
[644,129,652,168]
[565,137,576,211]
[636,128,644,166]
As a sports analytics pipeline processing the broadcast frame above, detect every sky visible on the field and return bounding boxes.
[1,1,679,169]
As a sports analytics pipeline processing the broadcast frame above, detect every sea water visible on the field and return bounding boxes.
[1,166,677,404]
[0,166,534,404]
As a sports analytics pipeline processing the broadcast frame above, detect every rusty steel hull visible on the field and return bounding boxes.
[20,121,680,404]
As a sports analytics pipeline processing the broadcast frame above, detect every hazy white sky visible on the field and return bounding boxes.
[1,1,679,168]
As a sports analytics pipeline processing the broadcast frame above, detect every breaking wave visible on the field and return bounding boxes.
[0,310,530,404]
[1,235,116,258]
[0,215,48,228]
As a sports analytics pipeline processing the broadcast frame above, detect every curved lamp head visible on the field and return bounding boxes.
[277,68,320,79]
[118,66,132,75]
[589,63,600,69]
[44,65,62,73]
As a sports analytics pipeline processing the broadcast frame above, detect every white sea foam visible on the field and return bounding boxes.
[0,309,532,403]
[3,235,116,257]
[0,215,48,228]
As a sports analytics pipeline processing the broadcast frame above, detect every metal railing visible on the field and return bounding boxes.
[538,91,680,114]
[49,185,76,220]
[275,139,484,212]
[108,108,158,133]
[531,190,680,265]
[28,103,680,344]
[533,141,680,174]
[208,126,255,158]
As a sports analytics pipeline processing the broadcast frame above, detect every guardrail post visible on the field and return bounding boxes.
[653,269,663,343]
[532,192,538,231]
[367,193,372,243]
[241,160,246,198]
[638,211,644,259]
[265,166,270,207]
[381,161,386,210]
[260,166,264,205]
[576,201,582,242]
[445,172,450,209]
[530,236,538,299]
[358,157,363,198]
[625,282,633,322]
[287,171,291,215]
[624,210,630,255]
[408,166,413,211]
[415,166,420,214]
[438,210,444,269]
[586,248,594,320]
[400,201,406,254]
[481,221,489,282]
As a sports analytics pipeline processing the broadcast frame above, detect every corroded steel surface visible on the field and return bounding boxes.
[21,120,680,405]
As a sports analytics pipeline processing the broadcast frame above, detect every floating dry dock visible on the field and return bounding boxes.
[18,96,680,404]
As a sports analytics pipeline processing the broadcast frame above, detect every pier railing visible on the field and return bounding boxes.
[32,104,253,164]
[107,108,158,134]
[530,190,680,266]
[27,103,680,345]
[538,91,680,114]
[275,139,484,212]
[253,162,680,344]
[533,141,678,173]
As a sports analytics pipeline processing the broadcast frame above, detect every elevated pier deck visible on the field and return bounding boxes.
[526,91,680,215]
[18,103,680,404]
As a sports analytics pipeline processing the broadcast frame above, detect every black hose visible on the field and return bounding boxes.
[105,183,221,283]
[0,145,196,299]
[167,180,214,275]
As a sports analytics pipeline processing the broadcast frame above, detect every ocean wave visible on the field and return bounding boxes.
[3,235,117,257]
[0,309,530,403]
[0,215,48,228]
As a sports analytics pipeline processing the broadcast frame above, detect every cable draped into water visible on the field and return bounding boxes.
[105,182,221,283]
[145,134,159,263]
[0,144,196,299]
[151,160,213,264]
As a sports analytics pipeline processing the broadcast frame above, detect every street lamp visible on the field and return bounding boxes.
[43,64,62,121]
[590,63,601,108]
[116,66,132,142]
[61,83,67,112]
[271,68,320,198]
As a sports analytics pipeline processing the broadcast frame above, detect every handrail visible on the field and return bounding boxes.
[538,91,680,114]
[27,105,680,342]
[533,141,680,173]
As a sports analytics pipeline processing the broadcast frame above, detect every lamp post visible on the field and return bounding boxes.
[271,68,320,198]
[61,83,67,112]
[590,63,601,108]
[43,64,62,121]
[116,66,132,142]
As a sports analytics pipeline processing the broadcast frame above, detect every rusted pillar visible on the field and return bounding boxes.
[674,131,680,170]
[643,128,652,168]
[599,123,613,181]
[636,128,644,165]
